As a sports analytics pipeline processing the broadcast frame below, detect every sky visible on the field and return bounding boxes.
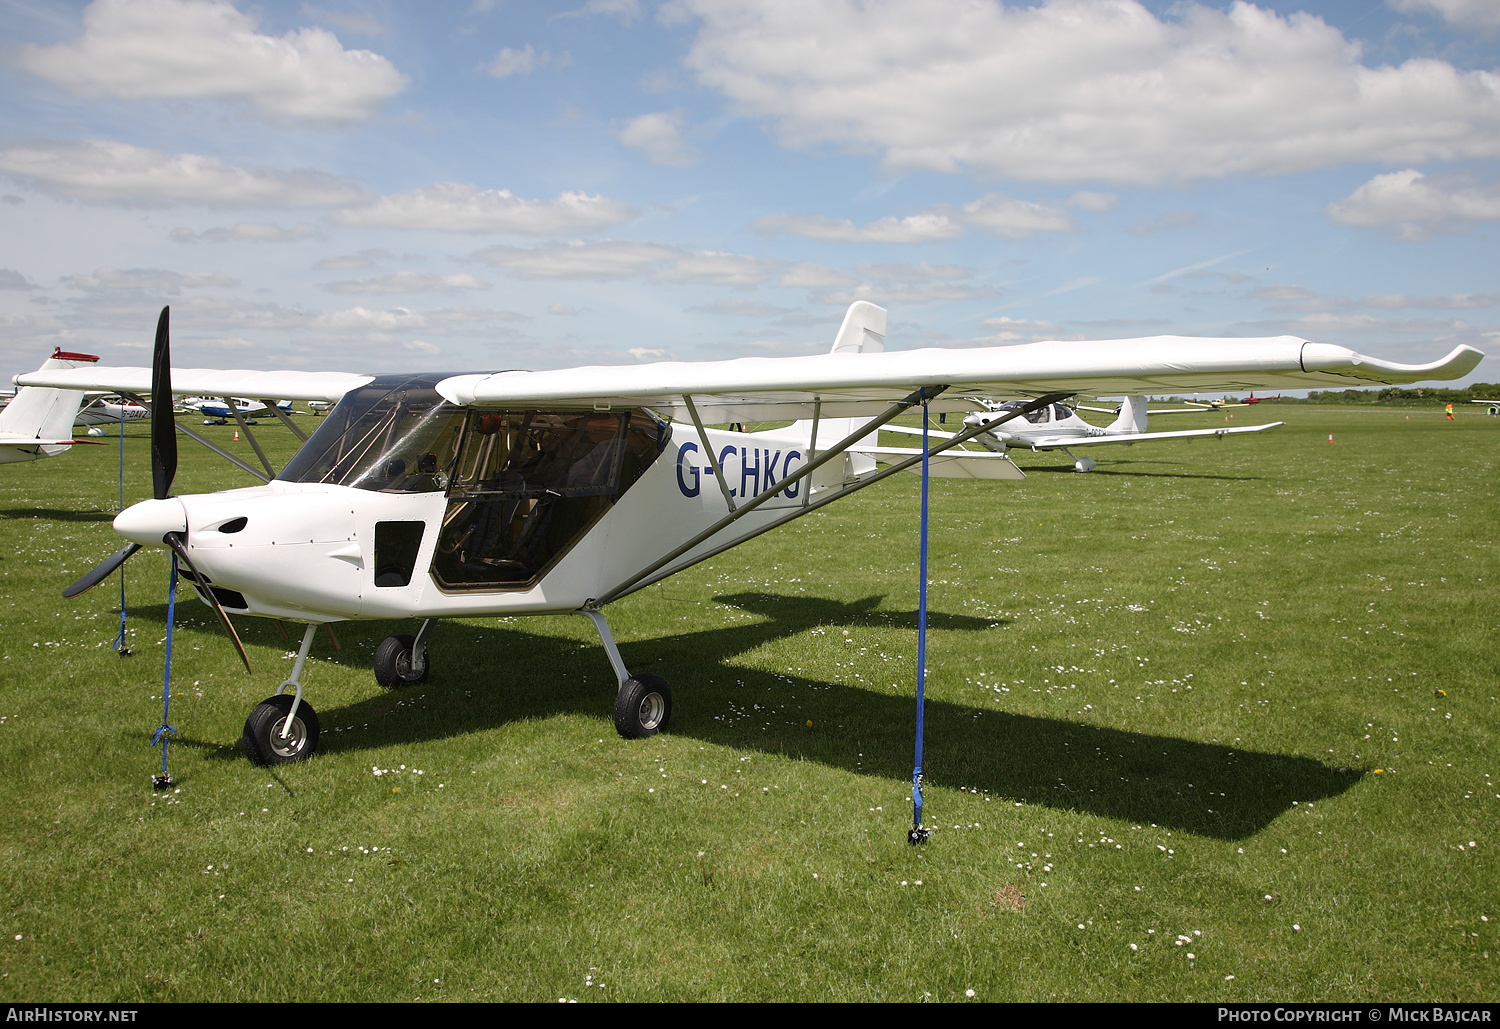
[0,0,1496,390]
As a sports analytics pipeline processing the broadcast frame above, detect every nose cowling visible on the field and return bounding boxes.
[114,498,187,545]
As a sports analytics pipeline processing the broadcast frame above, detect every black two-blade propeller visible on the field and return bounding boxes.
[63,306,251,673]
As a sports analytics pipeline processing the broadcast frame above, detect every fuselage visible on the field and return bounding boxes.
[965,401,1110,451]
[111,375,874,623]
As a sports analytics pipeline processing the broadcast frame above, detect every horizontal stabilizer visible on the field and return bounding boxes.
[1029,421,1284,449]
[852,445,1026,480]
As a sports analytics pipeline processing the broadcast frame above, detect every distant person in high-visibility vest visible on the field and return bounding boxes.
[1446,403,1455,420]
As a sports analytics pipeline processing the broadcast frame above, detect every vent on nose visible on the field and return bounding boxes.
[216,517,248,534]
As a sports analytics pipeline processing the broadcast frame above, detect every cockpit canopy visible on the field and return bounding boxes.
[993,400,1074,425]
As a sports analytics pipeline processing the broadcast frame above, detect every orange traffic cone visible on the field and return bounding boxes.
[1327,433,1333,442]
[233,429,240,441]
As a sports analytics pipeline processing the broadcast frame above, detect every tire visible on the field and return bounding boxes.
[374,633,429,689]
[613,673,671,739]
[242,695,320,766]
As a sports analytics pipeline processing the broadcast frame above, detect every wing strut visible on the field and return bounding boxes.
[121,391,272,482]
[681,395,737,514]
[605,391,1072,602]
[222,396,276,478]
[596,385,949,605]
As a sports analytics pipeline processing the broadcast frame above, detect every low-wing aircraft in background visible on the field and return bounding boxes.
[181,396,294,426]
[21,303,1482,769]
[877,395,1284,471]
[0,349,105,463]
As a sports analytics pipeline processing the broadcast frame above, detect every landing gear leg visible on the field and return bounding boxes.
[242,623,322,765]
[579,606,671,739]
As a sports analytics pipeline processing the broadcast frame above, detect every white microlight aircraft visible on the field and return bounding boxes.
[876,396,1284,472]
[0,349,104,463]
[21,303,1482,766]
[75,395,151,435]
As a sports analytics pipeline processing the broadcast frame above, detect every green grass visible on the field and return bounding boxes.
[0,406,1494,1001]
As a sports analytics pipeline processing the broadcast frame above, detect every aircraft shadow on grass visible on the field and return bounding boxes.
[1,506,117,523]
[134,591,1356,841]
[1017,462,1261,481]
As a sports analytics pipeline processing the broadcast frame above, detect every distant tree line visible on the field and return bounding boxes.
[1159,385,1500,406]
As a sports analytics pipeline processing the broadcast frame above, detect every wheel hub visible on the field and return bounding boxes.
[269,716,306,758]
[637,692,665,731]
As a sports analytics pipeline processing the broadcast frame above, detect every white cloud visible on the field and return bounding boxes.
[15,0,408,124]
[855,261,970,283]
[974,316,1064,343]
[323,272,490,294]
[615,110,698,167]
[474,241,680,279]
[1390,0,1500,31]
[0,270,36,291]
[1361,292,1499,309]
[1067,191,1118,214]
[676,0,1500,185]
[311,304,526,334]
[486,45,548,77]
[581,0,642,22]
[0,140,367,207]
[652,251,778,286]
[1326,169,1500,239]
[300,5,386,35]
[64,267,237,291]
[752,211,963,243]
[315,249,393,269]
[754,191,1109,244]
[823,282,997,305]
[330,182,635,233]
[961,193,1075,238]
[1127,211,1201,235]
[171,222,316,242]
[779,263,855,288]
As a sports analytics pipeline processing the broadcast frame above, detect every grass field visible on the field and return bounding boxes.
[0,404,1494,1002]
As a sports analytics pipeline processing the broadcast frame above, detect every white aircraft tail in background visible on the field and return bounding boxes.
[0,349,102,464]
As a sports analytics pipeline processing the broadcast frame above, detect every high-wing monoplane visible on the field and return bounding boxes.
[0,349,105,463]
[22,302,1482,768]
[882,395,1285,472]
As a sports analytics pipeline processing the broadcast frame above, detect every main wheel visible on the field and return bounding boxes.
[613,673,671,739]
[374,633,429,689]
[242,695,320,766]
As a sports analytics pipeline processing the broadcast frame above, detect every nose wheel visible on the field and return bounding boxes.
[242,622,322,766]
[242,694,320,765]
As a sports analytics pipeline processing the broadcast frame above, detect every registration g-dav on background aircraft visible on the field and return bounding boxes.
[21,303,1482,765]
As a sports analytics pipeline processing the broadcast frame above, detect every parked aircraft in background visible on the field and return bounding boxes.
[0,349,104,463]
[879,395,1283,471]
[75,395,151,435]
[182,396,294,425]
[24,303,1482,767]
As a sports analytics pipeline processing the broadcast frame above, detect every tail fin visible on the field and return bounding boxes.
[1106,395,1149,435]
[829,301,886,354]
[0,349,99,441]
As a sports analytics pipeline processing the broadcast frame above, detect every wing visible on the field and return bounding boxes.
[1026,422,1285,448]
[14,367,372,405]
[436,335,1483,422]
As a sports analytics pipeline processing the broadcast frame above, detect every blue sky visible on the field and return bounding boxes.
[0,0,1495,388]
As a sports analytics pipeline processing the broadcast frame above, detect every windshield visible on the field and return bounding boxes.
[278,374,468,492]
